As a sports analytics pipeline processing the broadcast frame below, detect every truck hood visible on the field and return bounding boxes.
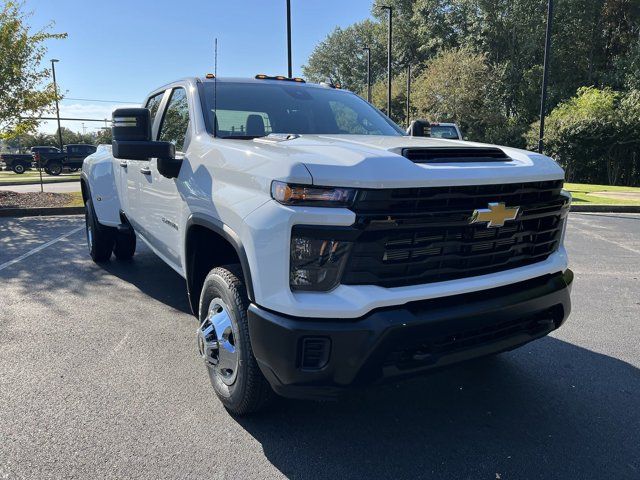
[252,134,564,188]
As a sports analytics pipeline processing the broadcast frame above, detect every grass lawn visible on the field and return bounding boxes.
[565,183,640,205]
[66,192,84,207]
[0,170,80,185]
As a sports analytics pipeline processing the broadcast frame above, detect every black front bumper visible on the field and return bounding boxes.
[248,270,573,400]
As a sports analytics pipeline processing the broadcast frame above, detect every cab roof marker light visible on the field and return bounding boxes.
[255,74,306,83]
[205,73,215,79]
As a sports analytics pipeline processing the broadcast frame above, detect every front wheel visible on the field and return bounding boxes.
[85,199,114,262]
[197,266,273,415]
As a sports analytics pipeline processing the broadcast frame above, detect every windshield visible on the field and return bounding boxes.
[200,81,404,138]
[430,125,460,139]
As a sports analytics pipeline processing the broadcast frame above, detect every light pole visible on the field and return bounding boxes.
[538,0,553,154]
[380,6,393,117]
[363,47,371,102]
[50,59,63,151]
[406,65,411,127]
[286,0,292,78]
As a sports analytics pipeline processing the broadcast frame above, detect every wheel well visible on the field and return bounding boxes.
[80,179,89,205]
[185,225,242,316]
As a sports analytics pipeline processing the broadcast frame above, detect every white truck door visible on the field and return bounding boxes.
[137,87,189,267]
[121,92,166,222]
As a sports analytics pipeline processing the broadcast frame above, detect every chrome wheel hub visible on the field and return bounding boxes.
[197,299,238,386]
[86,222,93,250]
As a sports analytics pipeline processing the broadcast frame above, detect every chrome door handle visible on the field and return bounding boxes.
[140,167,152,175]
[119,161,128,168]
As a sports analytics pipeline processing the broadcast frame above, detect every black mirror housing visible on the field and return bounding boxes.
[111,107,176,162]
[112,140,175,161]
[407,119,430,137]
[157,157,183,179]
[112,108,151,142]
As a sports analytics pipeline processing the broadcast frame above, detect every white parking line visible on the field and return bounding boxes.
[0,225,84,272]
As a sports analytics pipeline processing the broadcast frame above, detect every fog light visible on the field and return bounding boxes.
[290,236,352,291]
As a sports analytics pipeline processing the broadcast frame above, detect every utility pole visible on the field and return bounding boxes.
[363,47,371,102]
[82,122,86,135]
[50,59,63,151]
[406,65,411,127]
[538,0,554,154]
[380,6,393,117]
[286,0,292,78]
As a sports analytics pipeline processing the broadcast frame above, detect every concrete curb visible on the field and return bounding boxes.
[0,179,79,187]
[570,204,640,213]
[0,206,84,218]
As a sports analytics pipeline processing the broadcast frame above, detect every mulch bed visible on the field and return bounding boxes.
[0,191,75,209]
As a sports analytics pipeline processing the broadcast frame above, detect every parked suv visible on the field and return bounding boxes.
[0,146,59,174]
[82,76,572,415]
[36,143,97,175]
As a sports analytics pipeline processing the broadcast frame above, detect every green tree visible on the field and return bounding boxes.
[0,2,66,138]
[527,87,640,185]
[411,48,506,141]
[303,20,385,93]
[95,128,112,145]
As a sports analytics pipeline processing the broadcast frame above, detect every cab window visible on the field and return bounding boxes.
[158,88,190,152]
[145,92,164,127]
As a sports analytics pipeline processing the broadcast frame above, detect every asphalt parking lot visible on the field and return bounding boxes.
[1,213,639,479]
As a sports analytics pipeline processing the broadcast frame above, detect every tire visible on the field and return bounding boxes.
[48,162,63,176]
[12,163,25,174]
[44,168,52,175]
[85,199,114,262]
[198,265,273,415]
[69,168,79,172]
[113,228,136,260]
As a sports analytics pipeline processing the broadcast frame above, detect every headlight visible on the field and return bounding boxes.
[271,181,356,207]
[290,234,352,291]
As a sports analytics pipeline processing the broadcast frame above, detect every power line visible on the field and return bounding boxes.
[62,97,139,104]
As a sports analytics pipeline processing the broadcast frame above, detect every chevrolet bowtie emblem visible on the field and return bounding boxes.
[469,202,520,228]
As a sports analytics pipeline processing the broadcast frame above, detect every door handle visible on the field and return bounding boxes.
[140,167,152,175]
[119,161,128,168]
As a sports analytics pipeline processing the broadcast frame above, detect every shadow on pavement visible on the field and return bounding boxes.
[237,338,639,479]
[101,251,191,314]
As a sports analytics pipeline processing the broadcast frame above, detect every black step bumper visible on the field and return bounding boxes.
[248,270,573,400]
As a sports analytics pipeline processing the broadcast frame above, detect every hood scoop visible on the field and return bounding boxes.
[401,147,511,164]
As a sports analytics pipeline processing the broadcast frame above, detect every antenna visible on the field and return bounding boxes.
[213,38,218,137]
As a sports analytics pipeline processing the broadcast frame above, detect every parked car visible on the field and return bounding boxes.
[35,144,97,175]
[82,75,572,415]
[0,146,60,174]
[407,119,463,140]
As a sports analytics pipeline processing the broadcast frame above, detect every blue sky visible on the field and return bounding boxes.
[28,0,373,133]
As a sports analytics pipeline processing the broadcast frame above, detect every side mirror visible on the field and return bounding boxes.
[407,119,430,137]
[157,157,183,179]
[111,108,175,164]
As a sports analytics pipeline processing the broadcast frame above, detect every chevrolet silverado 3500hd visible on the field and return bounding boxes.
[81,75,573,414]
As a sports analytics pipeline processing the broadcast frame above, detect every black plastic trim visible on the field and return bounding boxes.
[185,213,255,310]
[248,270,573,400]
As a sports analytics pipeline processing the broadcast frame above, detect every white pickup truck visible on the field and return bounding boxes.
[81,75,573,415]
